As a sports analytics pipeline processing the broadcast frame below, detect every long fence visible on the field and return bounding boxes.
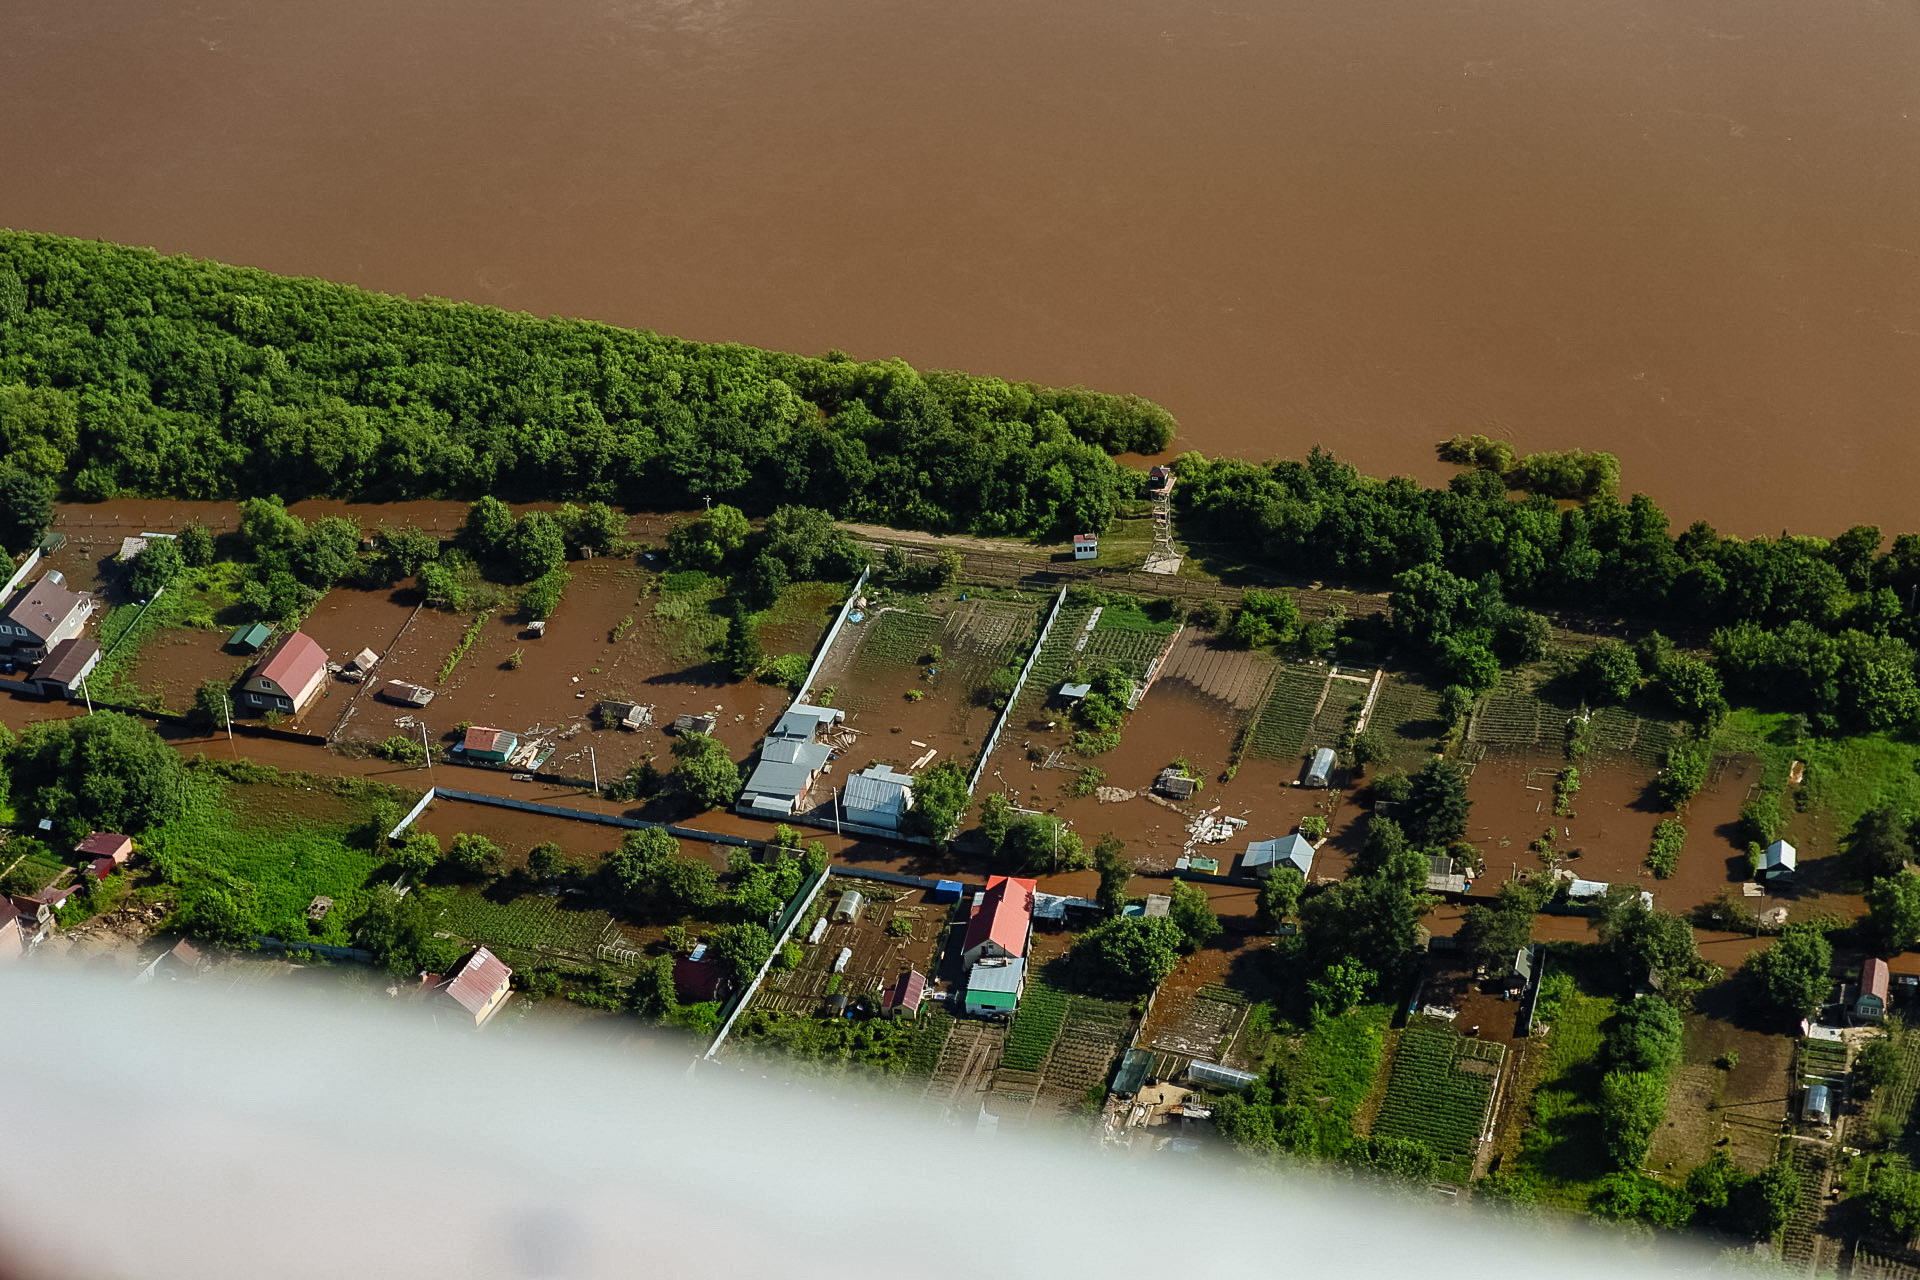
[967,585,1068,795]
[390,785,759,849]
[702,864,832,1060]
[793,565,871,707]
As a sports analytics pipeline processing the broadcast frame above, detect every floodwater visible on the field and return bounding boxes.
[5,0,1920,535]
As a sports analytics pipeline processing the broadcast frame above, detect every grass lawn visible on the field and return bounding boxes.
[1715,707,1920,859]
[1275,1003,1392,1157]
[85,562,245,707]
[140,766,404,946]
[1515,974,1617,1205]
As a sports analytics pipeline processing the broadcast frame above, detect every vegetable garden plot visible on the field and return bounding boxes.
[1245,667,1325,761]
[1003,981,1071,1071]
[1010,604,1097,716]
[1033,996,1136,1111]
[1081,627,1172,683]
[1370,1021,1506,1182]
[437,890,622,962]
[1367,677,1444,769]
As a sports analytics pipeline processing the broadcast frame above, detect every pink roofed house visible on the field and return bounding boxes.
[243,631,329,716]
[438,946,514,1026]
[962,875,1037,967]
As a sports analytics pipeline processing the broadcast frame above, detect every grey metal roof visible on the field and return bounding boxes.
[1764,839,1797,870]
[770,703,844,741]
[1244,833,1315,875]
[845,765,913,819]
[966,958,1025,994]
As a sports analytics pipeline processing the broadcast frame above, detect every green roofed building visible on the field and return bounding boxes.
[964,957,1025,1017]
[227,623,272,653]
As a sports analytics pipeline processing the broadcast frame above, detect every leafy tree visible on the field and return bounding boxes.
[722,603,764,679]
[175,523,215,568]
[1069,916,1185,994]
[760,505,861,579]
[668,505,749,570]
[1438,684,1475,729]
[1745,924,1832,1022]
[1092,833,1131,913]
[461,497,515,558]
[1599,1069,1666,1169]
[1436,638,1499,694]
[1655,654,1726,720]
[1004,814,1086,872]
[1657,738,1710,809]
[905,761,969,841]
[1867,872,1920,952]
[1862,1168,1920,1241]
[124,538,183,599]
[1596,891,1704,989]
[238,494,305,555]
[526,840,566,883]
[1307,957,1376,1019]
[1225,590,1300,648]
[627,955,680,1019]
[357,885,461,976]
[671,733,740,810]
[187,886,261,948]
[1728,1158,1800,1239]
[445,833,502,881]
[392,830,441,879]
[610,827,680,896]
[1401,759,1471,846]
[1490,607,1551,664]
[1257,867,1305,931]
[1456,879,1544,969]
[1851,806,1915,880]
[8,712,188,842]
[0,463,54,555]
[1167,879,1221,951]
[1299,863,1431,987]
[503,511,565,581]
[977,791,1014,855]
[554,501,624,555]
[1856,1038,1901,1091]
[711,922,775,988]
[745,551,790,609]
[1346,1135,1437,1181]
[373,524,441,580]
[1605,995,1683,1072]
[519,568,570,620]
[1349,726,1388,772]
[290,515,362,588]
[1580,641,1641,704]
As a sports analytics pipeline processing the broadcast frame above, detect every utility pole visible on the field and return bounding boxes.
[833,787,842,836]
[222,692,233,740]
[589,745,599,794]
[420,721,434,780]
[80,675,93,715]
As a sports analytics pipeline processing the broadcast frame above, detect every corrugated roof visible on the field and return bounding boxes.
[1244,833,1315,875]
[443,946,513,1017]
[845,766,913,818]
[1864,957,1891,1000]
[75,832,132,861]
[967,958,1025,995]
[256,631,328,697]
[1187,1060,1259,1091]
[963,875,1035,960]
[883,969,926,1014]
[35,637,99,685]
[463,725,517,755]
[1765,839,1798,870]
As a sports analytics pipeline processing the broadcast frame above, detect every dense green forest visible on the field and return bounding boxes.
[0,230,1172,536]
[1175,444,1920,733]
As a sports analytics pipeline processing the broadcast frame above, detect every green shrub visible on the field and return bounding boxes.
[1646,819,1686,878]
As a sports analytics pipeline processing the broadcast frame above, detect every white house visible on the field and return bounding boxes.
[1073,534,1098,560]
[0,573,95,662]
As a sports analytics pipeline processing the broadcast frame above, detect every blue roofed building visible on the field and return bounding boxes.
[1241,833,1315,879]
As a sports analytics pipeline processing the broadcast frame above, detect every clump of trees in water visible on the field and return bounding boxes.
[0,231,1172,549]
[1175,443,1920,733]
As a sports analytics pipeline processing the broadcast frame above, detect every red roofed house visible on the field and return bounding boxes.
[962,875,1037,967]
[243,630,329,716]
[75,832,133,867]
[882,969,927,1018]
[1857,957,1891,1022]
[461,725,520,765]
[437,946,514,1026]
[673,955,728,1004]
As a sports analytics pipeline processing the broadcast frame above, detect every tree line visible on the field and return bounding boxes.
[1175,443,1920,733]
[0,231,1173,551]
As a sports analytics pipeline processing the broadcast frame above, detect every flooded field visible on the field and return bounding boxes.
[747,876,947,1016]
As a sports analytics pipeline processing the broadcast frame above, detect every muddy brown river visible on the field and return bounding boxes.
[3,0,1917,535]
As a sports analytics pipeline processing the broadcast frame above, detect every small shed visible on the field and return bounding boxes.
[74,832,133,866]
[1803,1083,1832,1125]
[1073,533,1098,561]
[673,956,727,1004]
[1153,767,1196,800]
[673,712,719,736]
[833,889,864,923]
[1763,840,1798,879]
[1304,747,1336,788]
[823,993,851,1017]
[1059,682,1093,702]
[344,648,380,679]
[227,623,273,654]
[1857,958,1891,1022]
[964,957,1026,1016]
[1143,893,1171,918]
[117,535,150,562]
[929,880,964,904]
[462,725,519,764]
[380,680,434,707]
[883,969,927,1018]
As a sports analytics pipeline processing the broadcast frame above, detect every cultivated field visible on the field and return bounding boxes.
[1370,1020,1505,1183]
